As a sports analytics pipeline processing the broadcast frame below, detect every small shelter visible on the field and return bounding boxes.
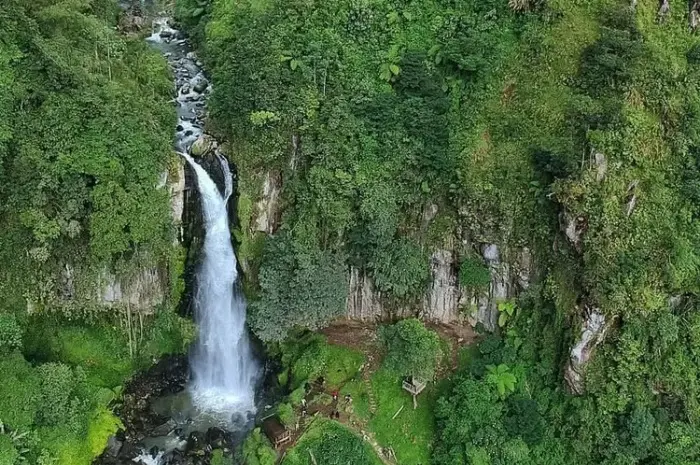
[402,376,427,409]
[262,416,291,448]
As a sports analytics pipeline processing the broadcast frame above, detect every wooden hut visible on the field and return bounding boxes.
[262,416,291,448]
[402,376,427,409]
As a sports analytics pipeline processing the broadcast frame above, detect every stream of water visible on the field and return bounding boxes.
[147,15,259,420]
[95,8,265,465]
[182,151,258,415]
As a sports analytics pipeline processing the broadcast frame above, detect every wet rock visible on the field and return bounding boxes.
[205,427,227,449]
[192,75,209,93]
[186,52,197,60]
[160,29,173,39]
[564,306,610,395]
[152,419,177,436]
[190,134,217,157]
[105,435,123,457]
[187,431,206,451]
[181,84,191,95]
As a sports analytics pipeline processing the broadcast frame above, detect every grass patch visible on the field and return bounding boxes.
[369,368,435,465]
[282,419,383,465]
[324,345,365,388]
[241,428,277,465]
[340,378,371,420]
[283,332,365,389]
[23,321,133,388]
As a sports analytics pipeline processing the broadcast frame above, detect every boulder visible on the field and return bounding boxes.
[105,435,123,458]
[118,11,146,33]
[190,134,216,158]
[187,431,206,452]
[191,75,209,93]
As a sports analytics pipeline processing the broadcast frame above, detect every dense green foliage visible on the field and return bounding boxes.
[0,311,193,465]
[379,318,442,379]
[0,0,177,313]
[249,231,348,341]
[282,420,383,465]
[181,0,700,462]
[432,295,700,465]
[0,1,190,464]
[276,331,365,389]
[240,429,277,465]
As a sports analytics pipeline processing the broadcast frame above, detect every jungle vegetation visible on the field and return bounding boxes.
[0,1,191,464]
[177,0,700,463]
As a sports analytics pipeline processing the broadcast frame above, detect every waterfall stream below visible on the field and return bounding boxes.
[95,8,266,465]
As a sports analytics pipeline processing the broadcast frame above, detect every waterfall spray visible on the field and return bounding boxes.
[181,152,258,416]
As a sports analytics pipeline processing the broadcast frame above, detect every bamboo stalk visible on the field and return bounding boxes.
[392,404,404,420]
[308,450,318,465]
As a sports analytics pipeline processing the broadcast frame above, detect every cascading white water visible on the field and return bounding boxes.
[181,152,258,416]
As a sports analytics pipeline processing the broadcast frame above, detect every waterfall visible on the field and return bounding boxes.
[181,152,258,416]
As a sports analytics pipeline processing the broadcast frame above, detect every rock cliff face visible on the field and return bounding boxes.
[253,171,282,234]
[343,243,533,327]
[247,168,535,328]
[564,306,611,395]
[99,267,168,313]
[47,161,185,315]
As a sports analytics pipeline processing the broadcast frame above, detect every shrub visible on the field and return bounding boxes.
[0,352,40,430]
[687,43,700,65]
[458,258,491,289]
[0,314,22,353]
[36,363,77,427]
[277,404,296,428]
[86,407,122,457]
[379,319,442,379]
[242,428,276,465]
[250,233,349,341]
[370,239,429,300]
[0,435,19,465]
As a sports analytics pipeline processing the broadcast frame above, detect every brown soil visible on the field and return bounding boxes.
[323,319,479,370]
[275,320,480,462]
